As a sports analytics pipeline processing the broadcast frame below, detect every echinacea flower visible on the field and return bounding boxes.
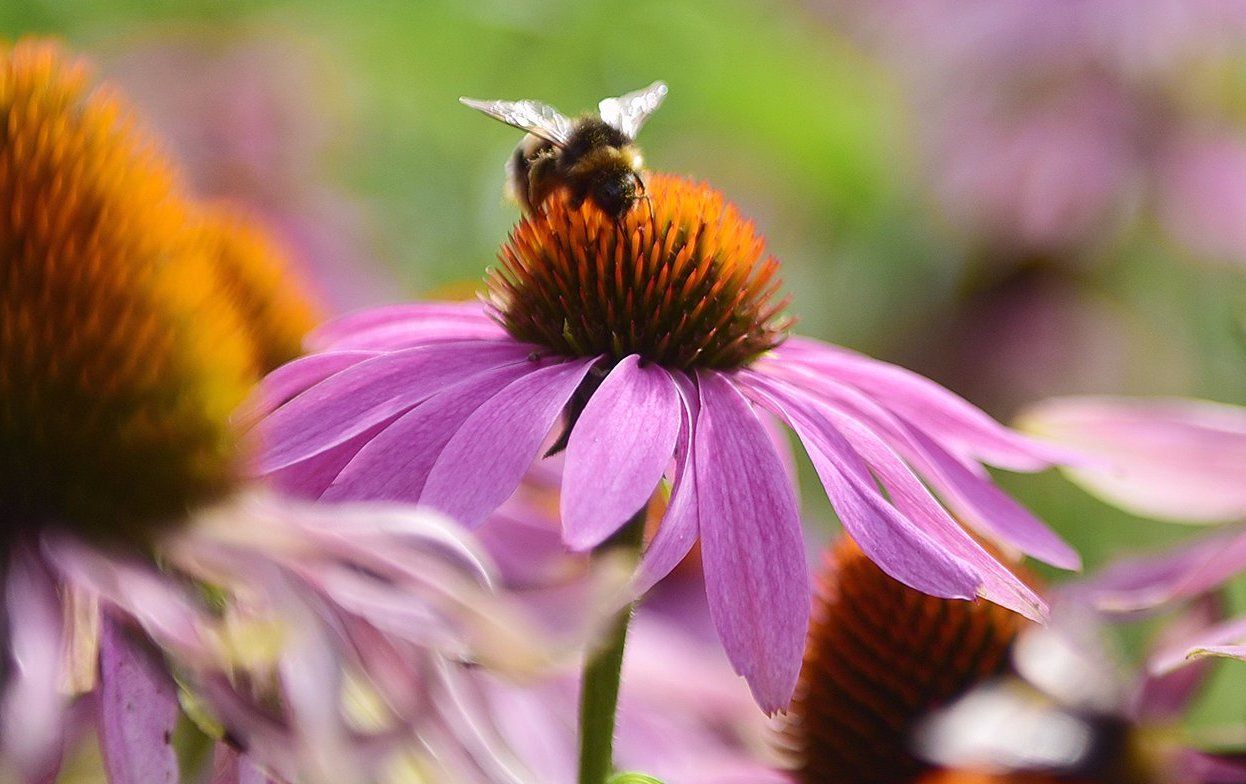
[0,38,577,783]
[782,533,1246,784]
[1020,396,1246,674]
[258,173,1078,711]
[780,535,1024,784]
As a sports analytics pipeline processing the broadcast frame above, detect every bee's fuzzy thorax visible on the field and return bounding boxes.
[486,173,792,370]
[780,536,1026,784]
[0,40,317,546]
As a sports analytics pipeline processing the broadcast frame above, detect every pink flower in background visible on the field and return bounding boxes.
[258,175,1075,712]
[829,0,1246,266]
[105,31,397,312]
[1020,396,1246,523]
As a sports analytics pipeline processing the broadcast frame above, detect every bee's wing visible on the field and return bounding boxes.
[459,97,574,147]
[598,80,668,139]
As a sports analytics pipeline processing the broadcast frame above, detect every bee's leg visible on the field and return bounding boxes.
[632,171,657,235]
[527,154,561,213]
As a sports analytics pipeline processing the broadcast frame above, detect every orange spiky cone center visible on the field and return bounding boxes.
[781,536,1027,784]
[486,175,792,370]
[0,39,318,546]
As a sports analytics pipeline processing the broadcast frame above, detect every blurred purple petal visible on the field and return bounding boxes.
[1080,527,1246,612]
[1020,396,1246,523]
[562,356,681,550]
[98,617,180,784]
[695,371,809,714]
[0,546,65,781]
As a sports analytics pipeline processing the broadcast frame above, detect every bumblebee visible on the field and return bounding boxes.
[460,81,667,220]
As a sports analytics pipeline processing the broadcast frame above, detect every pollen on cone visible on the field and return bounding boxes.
[487,174,792,370]
[781,536,1026,784]
[0,39,316,545]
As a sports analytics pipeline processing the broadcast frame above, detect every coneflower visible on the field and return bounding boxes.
[259,169,1079,719]
[782,535,1024,784]
[0,38,567,783]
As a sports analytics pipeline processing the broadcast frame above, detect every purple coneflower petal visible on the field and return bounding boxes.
[908,427,1080,570]
[635,378,701,595]
[307,301,504,352]
[323,362,536,503]
[562,356,681,550]
[694,371,810,714]
[98,616,180,784]
[252,349,378,416]
[1,547,64,781]
[1150,614,1246,675]
[259,340,532,472]
[751,363,1078,570]
[742,374,982,604]
[1019,395,1246,523]
[269,421,390,498]
[773,338,1070,470]
[1081,527,1246,612]
[421,358,599,527]
[773,379,1045,618]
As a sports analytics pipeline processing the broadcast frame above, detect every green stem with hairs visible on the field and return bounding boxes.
[577,506,648,784]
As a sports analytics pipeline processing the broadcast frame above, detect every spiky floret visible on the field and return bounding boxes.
[781,536,1025,784]
[0,40,315,545]
[487,174,791,370]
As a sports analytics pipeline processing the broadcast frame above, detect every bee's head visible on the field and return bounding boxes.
[588,157,641,220]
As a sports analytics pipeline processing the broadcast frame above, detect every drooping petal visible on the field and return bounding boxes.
[770,339,1071,470]
[1019,395,1246,524]
[1078,527,1246,612]
[421,358,598,528]
[307,301,505,352]
[634,377,701,596]
[741,374,982,605]
[751,363,1078,570]
[1150,614,1246,675]
[694,371,810,714]
[0,546,65,781]
[259,340,533,472]
[323,362,536,503]
[744,373,1045,619]
[43,536,209,658]
[562,356,681,550]
[98,616,181,784]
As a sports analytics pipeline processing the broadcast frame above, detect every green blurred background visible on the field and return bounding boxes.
[5,0,1246,742]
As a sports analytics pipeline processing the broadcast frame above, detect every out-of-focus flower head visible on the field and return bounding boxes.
[781,532,1246,783]
[258,172,1078,712]
[828,0,1246,267]
[0,37,586,783]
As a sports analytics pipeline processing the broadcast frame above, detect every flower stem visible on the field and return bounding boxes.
[578,506,647,784]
